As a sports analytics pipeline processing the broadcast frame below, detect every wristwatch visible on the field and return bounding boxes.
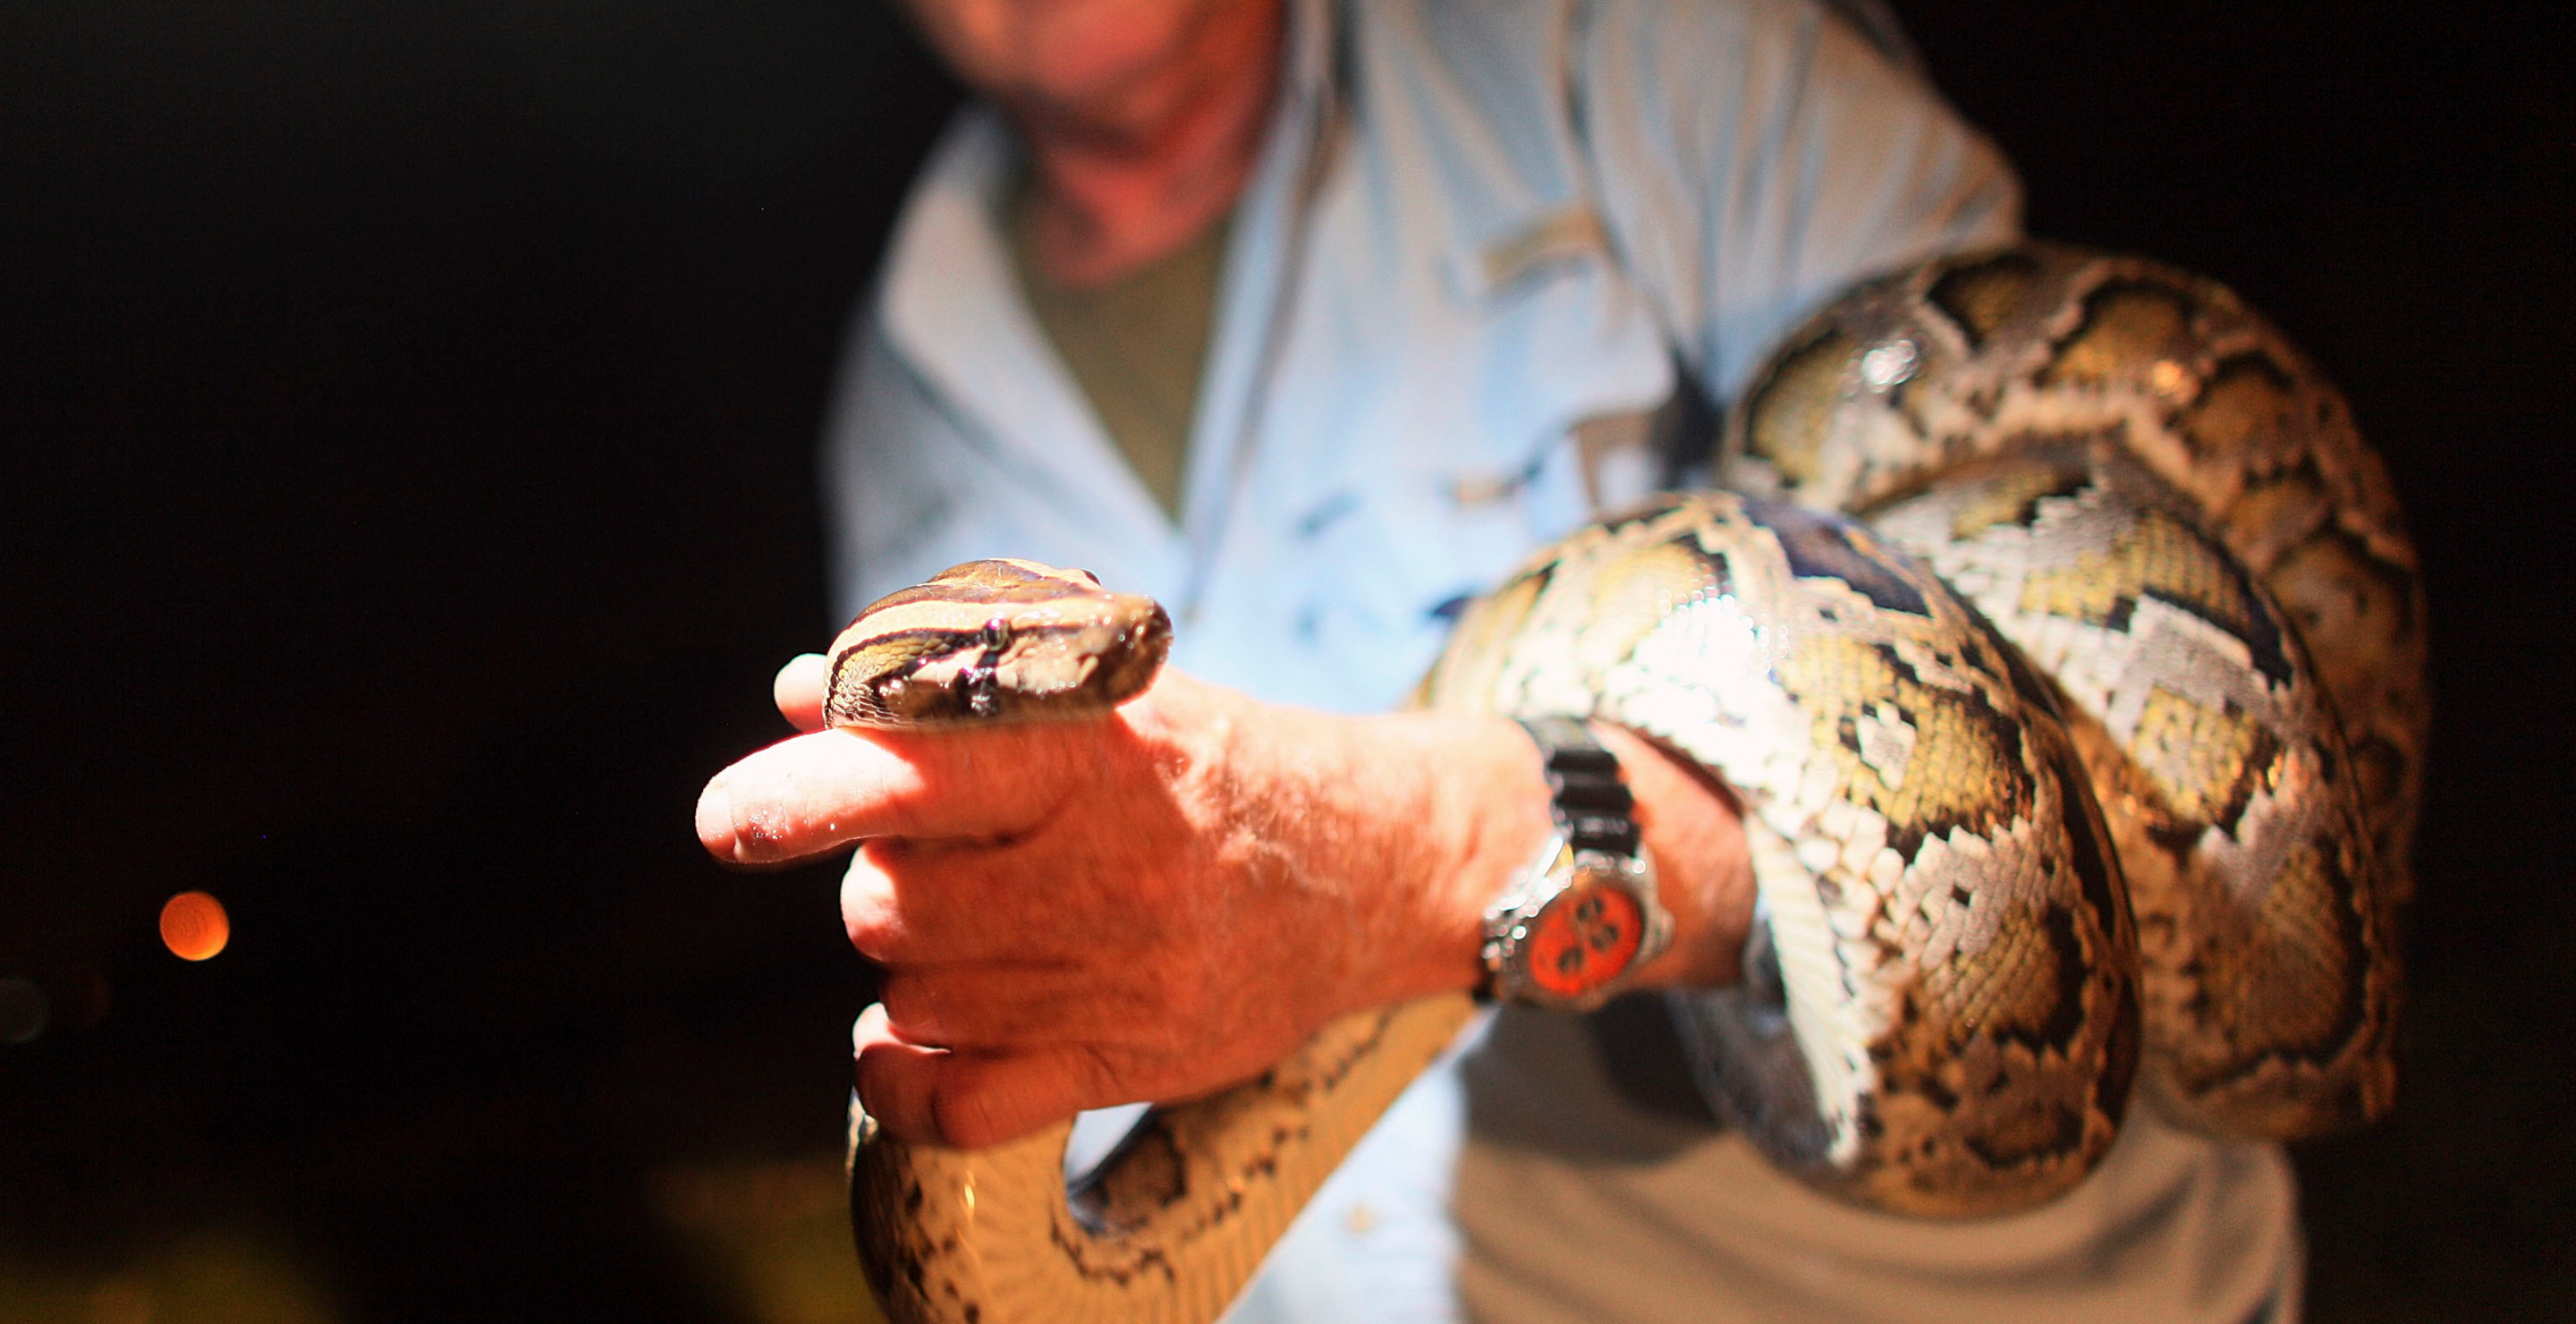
[1481,716,1674,1010]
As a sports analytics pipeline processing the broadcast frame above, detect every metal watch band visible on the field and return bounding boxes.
[1517,715,1642,857]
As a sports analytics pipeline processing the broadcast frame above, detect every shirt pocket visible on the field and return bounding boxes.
[1258,470,1520,709]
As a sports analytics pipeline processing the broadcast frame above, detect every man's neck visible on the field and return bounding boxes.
[1013,0,1284,290]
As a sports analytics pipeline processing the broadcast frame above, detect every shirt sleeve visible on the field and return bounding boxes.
[1572,0,2023,402]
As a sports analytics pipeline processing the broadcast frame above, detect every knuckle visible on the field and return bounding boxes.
[840,855,893,908]
[839,856,919,960]
[880,972,1022,1048]
[876,974,939,1040]
[840,905,902,962]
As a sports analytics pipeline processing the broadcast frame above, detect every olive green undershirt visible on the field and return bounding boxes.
[1009,184,1231,523]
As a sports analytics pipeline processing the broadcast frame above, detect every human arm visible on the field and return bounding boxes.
[697,658,1754,1147]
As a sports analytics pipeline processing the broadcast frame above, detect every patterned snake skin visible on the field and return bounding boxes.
[835,244,2416,1323]
[1723,243,2416,1133]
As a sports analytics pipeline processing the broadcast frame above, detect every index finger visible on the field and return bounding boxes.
[694,721,1094,866]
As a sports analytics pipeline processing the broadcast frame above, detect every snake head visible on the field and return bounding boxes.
[823,559,1174,728]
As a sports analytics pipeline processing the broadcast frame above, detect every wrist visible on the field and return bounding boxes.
[1137,685,1530,1023]
[1590,725,1756,991]
[1299,712,1756,1012]
[1366,715,1757,1004]
[1349,713,1554,1007]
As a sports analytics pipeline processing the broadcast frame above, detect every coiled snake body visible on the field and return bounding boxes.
[832,245,2419,1324]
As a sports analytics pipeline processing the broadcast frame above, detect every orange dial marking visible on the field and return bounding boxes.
[1522,882,1644,1000]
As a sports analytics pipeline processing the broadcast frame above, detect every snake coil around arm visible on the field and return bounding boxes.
[832,243,2417,1324]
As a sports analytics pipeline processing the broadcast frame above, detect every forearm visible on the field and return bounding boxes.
[1212,701,1758,1023]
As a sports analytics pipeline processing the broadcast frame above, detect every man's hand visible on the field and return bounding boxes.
[698,661,1526,1148]
[695,658,1753,1150]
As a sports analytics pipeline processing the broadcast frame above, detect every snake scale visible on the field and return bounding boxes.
[829,244,2419,1324]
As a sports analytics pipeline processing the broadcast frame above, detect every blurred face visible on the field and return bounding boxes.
[898,0,1261,129]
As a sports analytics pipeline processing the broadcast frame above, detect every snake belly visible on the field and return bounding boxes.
[834,244,2414,1322]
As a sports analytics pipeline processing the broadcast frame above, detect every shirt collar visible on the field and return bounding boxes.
[874,0,1347,581]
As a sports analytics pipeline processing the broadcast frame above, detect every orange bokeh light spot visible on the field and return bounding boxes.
[160,891,230,962]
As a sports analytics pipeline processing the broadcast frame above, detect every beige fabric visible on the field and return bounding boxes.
[1454,1005,2301,1324]
[1010,185,1232,522]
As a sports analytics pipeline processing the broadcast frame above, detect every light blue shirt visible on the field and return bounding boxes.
[821,1,2300,1320]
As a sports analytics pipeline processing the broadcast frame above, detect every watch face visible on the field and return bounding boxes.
[1521,872,1647,1001]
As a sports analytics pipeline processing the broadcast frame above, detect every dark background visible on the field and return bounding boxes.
[3,2,2568,1321]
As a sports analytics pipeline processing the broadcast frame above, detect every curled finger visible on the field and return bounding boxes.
[876,963,1149,1050]
[856,1022,1123,1150]
[839,845,1082,965]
